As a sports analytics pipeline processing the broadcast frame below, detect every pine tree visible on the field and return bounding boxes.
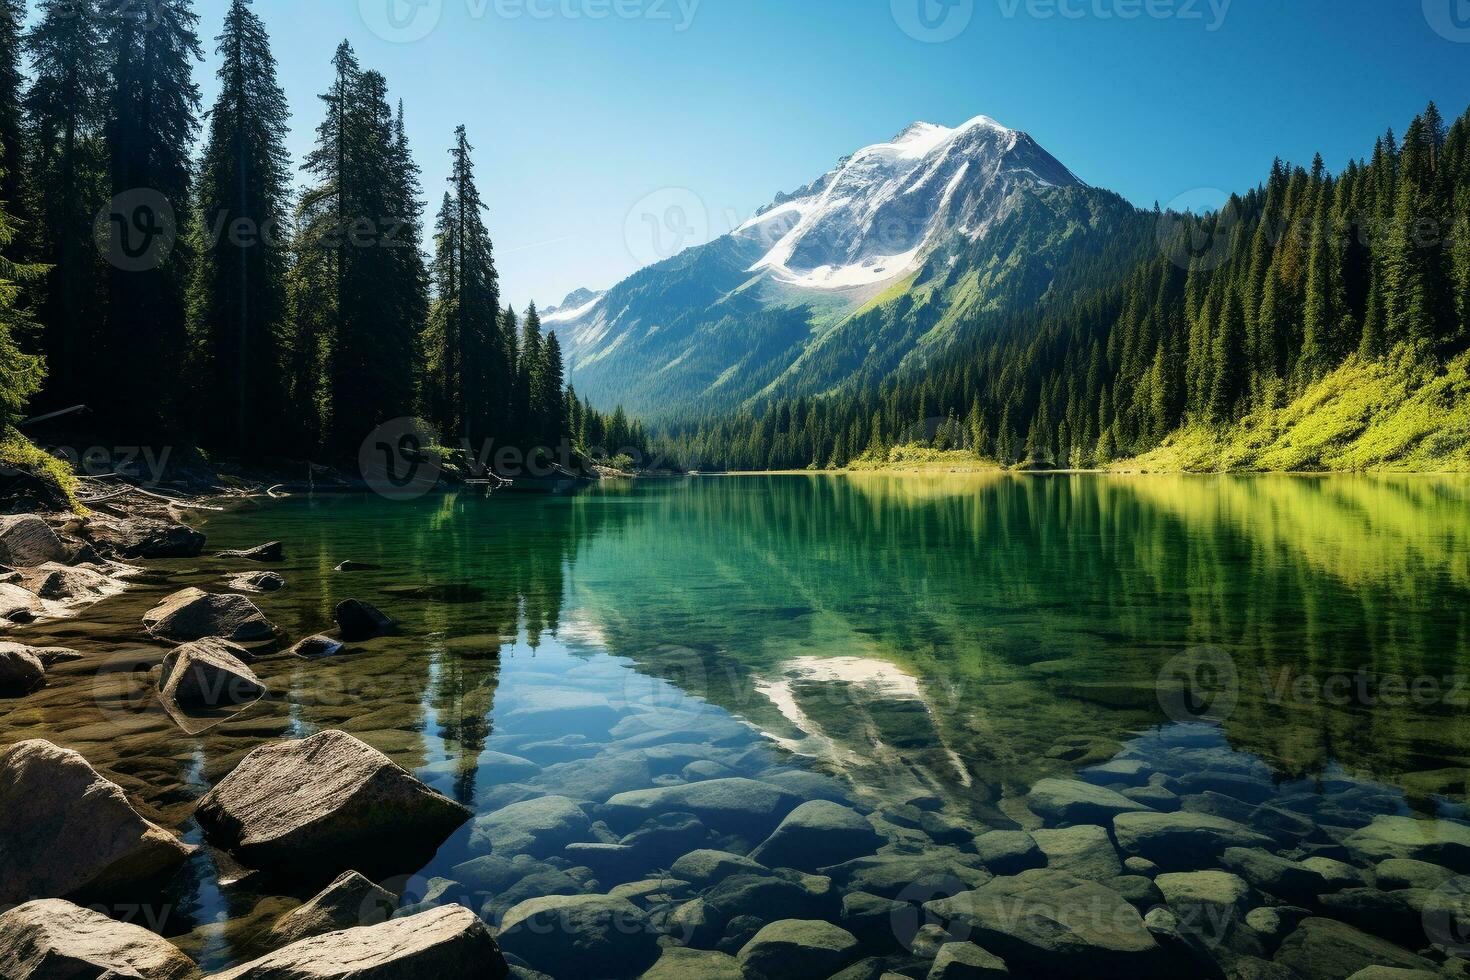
[1209,287,1246,422]
[0,0,25,218]
[521,302,545,444]
[0,173,44,427]
[190,0,290,455]
[541,331,566,449]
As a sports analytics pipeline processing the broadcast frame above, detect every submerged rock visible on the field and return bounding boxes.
[1344,815,1470,872]
[0,740,192,906]
[288,634,345,659]
[0,515,67,567]
[972,830,1045,875]
[218,541,284,562]
[749,800,884,872]
[822,850,992,901]
[1032,825,1123,880]
[496,893,658,977]
[143,587,277,643]
[929,941,1011,979]
[214,905,507,979]
[671,849,769,886]
[0,640,81,668]
[1028,778,1147,826]
[195,729,470,876]
[1272,917,1434,978]
[334,598,396,641]
[268,870,399,945]
[602,778,801,838]
[737,919,860,980]
[229,570,286,593]
[469,795,591,858]
[640,946,742,980]
[1113,811,1271,870]
[158,637,266,710]
[0,899,196,980]
[0,643,45,695]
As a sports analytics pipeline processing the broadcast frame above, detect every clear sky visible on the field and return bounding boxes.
[174,0,1470,309]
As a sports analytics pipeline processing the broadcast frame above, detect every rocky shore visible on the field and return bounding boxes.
[1,502,1469,979]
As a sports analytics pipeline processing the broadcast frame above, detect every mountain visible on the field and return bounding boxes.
[556,115,1143,420]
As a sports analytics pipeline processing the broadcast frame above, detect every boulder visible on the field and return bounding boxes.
[0,581,44,623]
[469,795,591,858]
[1102,874,1164,913]
[640,946,742,980]
[602,778,801,838]
[928,941,1010,979]
[269,870,399,945]
[143,587,276,644]
[1113,810,1271,870]
[158,638,266,710]
[17,562,115,602]
[334,599,395,641]
[87,518,205,559]
[0,641,81,668]
[1344,815,1470,872]
[1345,970,1441,980]
[1032,825,1123,880]
[736,920,859,980]
[923,868,1161,979]
[218,541,283,562]
[1219,847,1329,902]
[214,905,507,979]
[840,890,911,951]
[0,740,191,905]
[0,515,67,567]
[1299,856,1366,891]
[702,873,834,928]
[823,850,992,901]
[496,893,658,977]
[1373,857,1456,891]
[0,899,196,980]
[1028,778,1147,826]
[1272,917,1434,978]
[288,634,344,659]
[194,730,471,876]
[0,643,45,695]
[670,849,768,886]
[1154,870,1252,937]
[749,800,884,871]
[229,571,285,594]
[1080,758,1153,788]
[972,831,1045,875]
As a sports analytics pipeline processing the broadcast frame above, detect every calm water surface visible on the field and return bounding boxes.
[5,473,1470,973]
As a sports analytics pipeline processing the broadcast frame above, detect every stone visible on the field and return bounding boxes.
[1113,810,1271,870]
[1032,825,1123,880]
[924,869,1160,979]
[195,730,470,876]
[218,541,283,562]
[1219,847,1329,902]
[1103,874,1164,912]
[1176,771,1276,804]
[671,849,769,886]
[0,515,67,567]
[1374,857,1457,891]
[288,634,345,659]
[928,941,1010,979]
[479,867,588,920]
[18,562,115,602]
[666,898,722,948]
[823,851,992,901]
[469,795,591,858]
[602,778,801,839]
[841,890,910,951]
[269,870,398,944]
[749,800,884,872]
[143,587,276,644]
[640,946,743,980]
[496,893,658,977]
[335,560,382,572]
[716,915,764,956]
[1272,917,1433,979]
[158,637,266,709]
[703,873,833,928]
[1345,970,1441,980]
[919,811,976,846]
[1080,758,1153,788]
[87,518,205,559]
[0,899,196,980]
[1124,856,1159,877]
[1315,887,1431,949]
[229,571,285,593]
[0,643,45,695]
[1122,785,1181,812]
[214,905,507,979]
[1244,906,1308,950]
[1299,856,1365,891]
[1344,814,1470,872]
[1027,778,1146,826]
[736,919,859,980]
[334,599,396,641]
[0,740,191,905]
[972,831,1045,875]
[0,581,44,623]
[0,640,81,668]
[1155,870,1252,935]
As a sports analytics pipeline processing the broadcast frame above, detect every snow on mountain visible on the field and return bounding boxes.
[544,287,605,324]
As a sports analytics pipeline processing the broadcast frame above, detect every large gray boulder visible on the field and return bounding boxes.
[0,641,82,668]
[1343,814,1470,872]
[1272,917,1434,978]
[0,581,44,623]
[0,899,197,980]
[143,587,276,644]
[1028,778,1147,826]
[1113,810,1271,870]
[194,730,470,876]
[1219,847,1330,901]
[214,905,507,979]
[0,515,67,567]
[1032,825,1123,880]
[924,868,1161,979]
[749,800,884,871]
[0,643,45,695]
[17,562,115,603]
[86,518,205,559]
[670,849,769,886]
[822,849,992,900]
[928,941,1011,979]
[158,637,266,710]
[736,919,860,980]
[602,778,801,838]
[0,740,192,905]
[268,871,399,945]
[468,795,591,858]
[496,893,659,977]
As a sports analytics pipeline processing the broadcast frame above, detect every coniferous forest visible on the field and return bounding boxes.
[0,0,642,466]
[658,102,1470,472]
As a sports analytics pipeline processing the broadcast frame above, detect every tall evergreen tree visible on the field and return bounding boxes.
[0,172,44,427]
[190,0,290,455]
[0,0,25,219]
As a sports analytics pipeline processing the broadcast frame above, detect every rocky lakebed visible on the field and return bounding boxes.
[1,500,1469,979]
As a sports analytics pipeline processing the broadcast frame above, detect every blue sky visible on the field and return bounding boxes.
[177,0,1470,308]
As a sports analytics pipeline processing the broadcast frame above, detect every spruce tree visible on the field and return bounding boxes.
[191,0,291,456]
[0,0,25,219]
[1209,287,1246,422]
[541,331,566,448]
[0,173,44,427]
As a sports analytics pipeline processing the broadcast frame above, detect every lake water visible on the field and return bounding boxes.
[6,474,1470,977]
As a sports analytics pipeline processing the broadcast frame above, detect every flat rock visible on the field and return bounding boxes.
[1374,857,1456,891]
[159,637,265,709]
[1155,870,1252,926]
[1272,917,1433,979]
[603,778,800,838]
[973,831,1045,875]
[195,730,470,877]
[1080,758,1153,788]
[924,868,1160,979]
[640,946,742,980]
[334,599,395,641]
[1113,810,1271,870]
[0,740,191,905]
[823,850,992,900]
[0,899,196,980]
[214,905,507,979]
[737,919,859,980]
[928,941,1010,979]
[1032,825,1123,880]
[497,893,658,977]
[218,541,283,562]
[18,562,115,602]
[143,587,276,644]
[0,515,67,567]
[0,643,45,694]
[670,849,768,886]
[269,870,399,945]
[87,518,205,559]
[1344,815,1470,872]
[469,795,591,858]
[702,873,833,927]
[229,571,285,593]
[749,800,884,871]
[1219,847,1328,902]
[0,641,81,668]
[1028,778,1147,826]
[1345,970,1441,980]
[0,581,44,623]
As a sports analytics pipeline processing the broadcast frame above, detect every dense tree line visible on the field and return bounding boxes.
[662,101,1470,471]
[0,0,627,467]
